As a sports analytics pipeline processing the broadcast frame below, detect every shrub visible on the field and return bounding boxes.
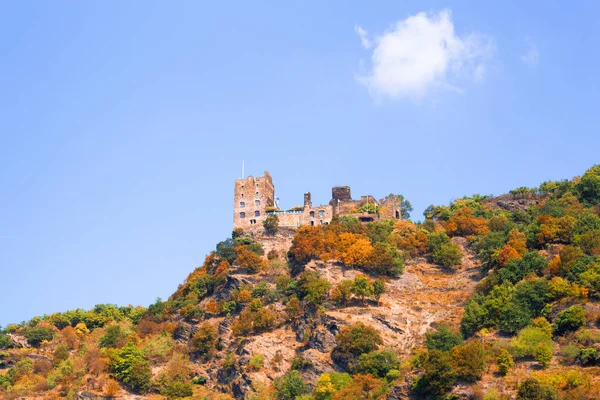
[99,325,128,348]
[107,342,152,393]
[248,353,264,370]
[452,340,486,382]
[432,243,463,268]
[351,275,374,302]
[26,326,55,347]
[0,333,12,349]
[554,306,586,335]
[263,214,279,235]
[191,322,219,357]
[331,280,353,306]
[578,347,598,366]
[425,325,463,352]
[511,326,552,358]
[191,375,207,385]
[354,350,399,378]
[273,370,309,400]
[335,322,383,356]
[516,378,557,400]
[413,350,457,397]
[496,349,514,375]
[314,372,352,400]
[533,343,553,369]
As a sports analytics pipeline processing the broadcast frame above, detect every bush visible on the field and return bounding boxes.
[452,340,486,382]
[26,326,55,347]
[554,306,586,335]
[0,333,13,349]
[99,325,128,348]
[273,370,309,400]
[517,378,557,400]
[533,342,553,369]
[354,350,399,378]
[191,375,207,385]
[496,349,514,375]
[107,342,152,393]
[263,214,279,235]
[191,322,219,357]
[335,322,383,356]
[248,353,264,370]
[432,243,463,268]
[413,350,457,397]
[425,325,463,352]
[511,326,552,358]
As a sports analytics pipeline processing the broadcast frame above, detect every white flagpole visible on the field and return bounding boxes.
[242,160,244,179]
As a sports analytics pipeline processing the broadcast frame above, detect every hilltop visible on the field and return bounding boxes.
[1,165,600,400]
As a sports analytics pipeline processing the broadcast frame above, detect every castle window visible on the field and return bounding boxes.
[255,210,260,217]
[310,221,315,226]
[240,212,246,218]
[242,185,244,189]
[310,211,315,218]
[256,191,259,197]
[319,220,323,225]
[240,201,245,208]
[255,199,260,206]
[319,210,325,217]
[250,219,257,224]
[241,193,244,199]
[395,211,400,219]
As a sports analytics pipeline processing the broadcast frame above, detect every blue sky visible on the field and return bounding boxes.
[1,1,599,326]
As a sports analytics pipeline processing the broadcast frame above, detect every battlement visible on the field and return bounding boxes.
[233,171,403,232]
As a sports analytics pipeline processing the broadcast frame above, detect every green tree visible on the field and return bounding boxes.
[273,370,309,400]
[351,275,374,303]
[533,343,553,369]
[373,279,386,302]
[553,305,586,335]
[432,242,463,268]
[496,349,514,376]
[26,326,55,347]
[413,350,457,397]
[517,379,557,400]
[576,164,600,206]
[336,322,383,356]
[354,350,399,378]
[452,340,486,382]
[107,342,152,393]
[425,325,463,352]
[263,214,279,235]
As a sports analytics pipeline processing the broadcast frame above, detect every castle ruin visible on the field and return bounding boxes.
[233,171,403,232]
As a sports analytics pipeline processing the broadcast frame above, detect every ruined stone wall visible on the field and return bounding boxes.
[302,204,334,226]
[276,212,304,228]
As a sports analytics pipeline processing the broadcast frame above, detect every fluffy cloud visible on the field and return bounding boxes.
[356,10,493,99]
[521,37,540,68]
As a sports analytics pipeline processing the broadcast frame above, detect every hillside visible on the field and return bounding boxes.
[2,165,600,400]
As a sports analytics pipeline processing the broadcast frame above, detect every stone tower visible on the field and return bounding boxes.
[233,171,275,231]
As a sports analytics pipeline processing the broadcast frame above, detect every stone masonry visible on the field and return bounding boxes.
[233,171,403,232]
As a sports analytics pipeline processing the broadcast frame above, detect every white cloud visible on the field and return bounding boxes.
[521,37,540,68]
[356,10,493,99]
[355,25,372,49]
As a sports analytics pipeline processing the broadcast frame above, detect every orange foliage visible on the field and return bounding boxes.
[235,246,264,273]
[396,231,429,257]
[237,289,252,303]
[445,207,489,238]
[548,256,562,275]
[498,244,521,267]
[338,233,374,268]
[290,225,325,263]
[507,228,527,254]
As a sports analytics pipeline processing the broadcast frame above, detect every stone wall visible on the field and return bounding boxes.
[233,172,275,231]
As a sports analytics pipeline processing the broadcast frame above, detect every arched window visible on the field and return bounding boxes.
[240,212,246,218]
[255,210,260,217]
[255,199,260,206]
[310,211,315,218]
[319,210,325,217]
[240,201,245,208]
